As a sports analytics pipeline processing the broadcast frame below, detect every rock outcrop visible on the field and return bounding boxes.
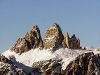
[11,23,81,54]
[0,54,27,75]
[11,25,43,54]
[32,59,62,75]
[24,25,43,50]
[63,31,80,49]
[63,52,100,75]
[31,52,100,75]
[2,52,100,75]
[43,23,64,50]
[11,38,29,54]
[62,37,67,48]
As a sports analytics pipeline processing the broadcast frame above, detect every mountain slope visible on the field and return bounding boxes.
[2,48,100,74]
[1,24,100,75]
[0,54,27,75]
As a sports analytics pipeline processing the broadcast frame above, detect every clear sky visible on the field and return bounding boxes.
[0,0,100,53]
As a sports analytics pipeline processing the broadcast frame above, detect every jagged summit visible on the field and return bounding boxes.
[11,25,43,54]
[1,23,100,74]
[10,23,81,54]
[1,23,100,75]
[43,23,64,50]
[65,31,80,49]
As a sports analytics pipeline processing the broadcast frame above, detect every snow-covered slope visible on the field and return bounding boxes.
[86,46,94,50]
[0,62,27,75]
[2,47,100,73]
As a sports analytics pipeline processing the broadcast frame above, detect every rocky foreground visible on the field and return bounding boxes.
[31,52,100,75]
[0,54,27,75]
[1,23,100,75]
[1,49,100,75]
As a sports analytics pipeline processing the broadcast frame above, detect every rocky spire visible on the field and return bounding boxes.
[11,25,43,54]
[65,30,70,48]
[28,25,43,50]
[77,39,80,49]
[43,23,64,50]
[11,23,81,54]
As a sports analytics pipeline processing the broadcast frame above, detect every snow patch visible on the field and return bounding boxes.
[86,46,94,50]
[45,36,55,40]
[45,36,55,43]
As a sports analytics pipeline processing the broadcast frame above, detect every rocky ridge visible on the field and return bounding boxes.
[63,52,100,75]
[11,25,43,54]
[1,50,100,75]
[0,54,27,75]
[43,23,64,50]
[30,52,100,75]
[2,23,100,75]
[11,23,80,54]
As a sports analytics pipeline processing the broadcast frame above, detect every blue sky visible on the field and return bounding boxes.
[0,0,100,53]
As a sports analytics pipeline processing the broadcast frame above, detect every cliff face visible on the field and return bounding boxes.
[43,23,64,50]
[11,25,43,54]
[63,53,100,75]
[30,53,100,75]
[11,23,81,54]
[1,23,100,75]
[64,31,80,49]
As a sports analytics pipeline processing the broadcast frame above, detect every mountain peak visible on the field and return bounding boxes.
[10,23,81,54]
[11,25,43,54]
[43,23,64,50]
[1,23,100,74]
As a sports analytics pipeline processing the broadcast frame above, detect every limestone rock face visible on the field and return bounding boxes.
[11,38,29,54]
[64,31,81,49]
[11,25,43,54]
[25,25,43,50]
[62,37,67,48]
[32,59,62,75]
[31,52,100,75]
[65,30,70,48]
[43,23,64,50]
[63,52,100,75]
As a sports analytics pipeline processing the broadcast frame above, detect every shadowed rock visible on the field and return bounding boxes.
[0,54,27,75]
[63,53,100,75]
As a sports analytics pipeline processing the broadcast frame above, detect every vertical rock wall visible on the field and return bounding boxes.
[43,23,64,50]
[11,25,43,54]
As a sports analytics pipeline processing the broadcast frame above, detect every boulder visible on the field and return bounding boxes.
[43,23,64,50]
